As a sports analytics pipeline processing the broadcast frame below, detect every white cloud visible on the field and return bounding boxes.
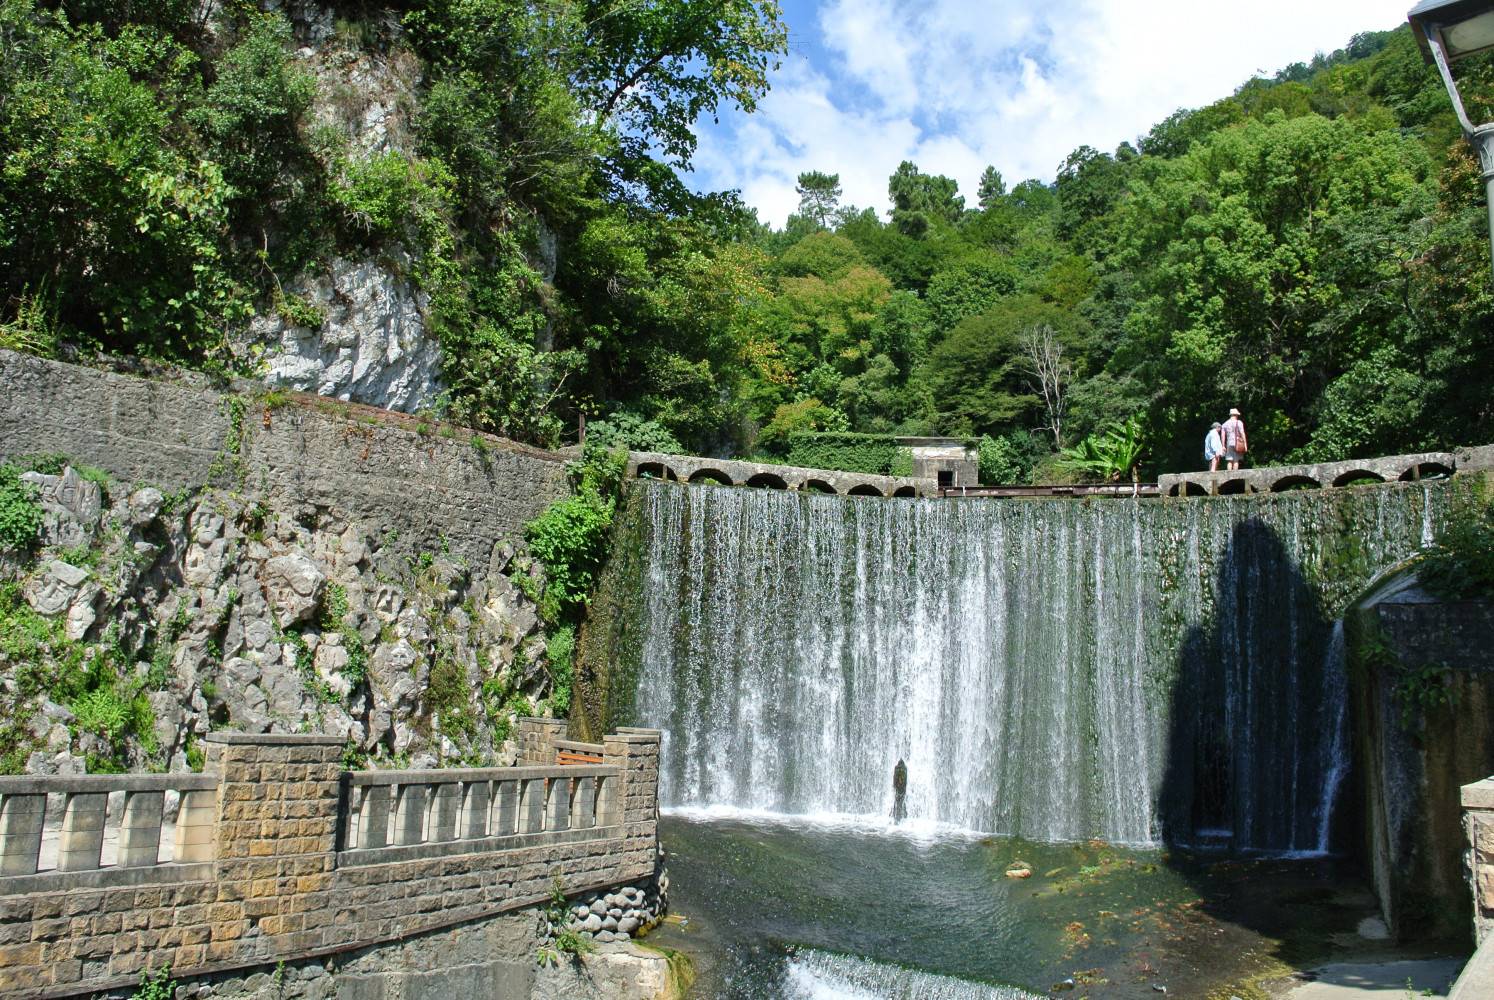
[690,0,1416,226]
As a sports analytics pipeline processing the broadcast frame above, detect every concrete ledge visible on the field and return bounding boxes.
[1463,777,1494,809]
[1450,934,1491,999]
[345,764,617,785]
[204,731,346,745]
[0,773,218,793]
[336,824,625,867]
[0,860,213,896]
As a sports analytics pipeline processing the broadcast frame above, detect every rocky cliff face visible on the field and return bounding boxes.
[238,3,444,414]
[3,460,551,776]
[248,256,441,414]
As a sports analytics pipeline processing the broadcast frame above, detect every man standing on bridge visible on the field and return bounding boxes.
[1222,408,1248,471]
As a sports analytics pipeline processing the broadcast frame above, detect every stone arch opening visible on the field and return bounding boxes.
[744,472,789,490]
[636,461,678,481]
[687,468,734,486]
[1399,462,1453,482]
[892,486,917,498]
[1182,481,1210,497]
[1269,475,1320,493]
[1217,478,1249,496]
[803,478,837,494]
[847,483,884,497]
[1330,469,1386,488]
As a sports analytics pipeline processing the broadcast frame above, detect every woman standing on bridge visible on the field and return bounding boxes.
[1222,408,1248,471]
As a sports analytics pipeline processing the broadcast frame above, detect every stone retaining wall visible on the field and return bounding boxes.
[0,349,571,574]
[0,726,661,998]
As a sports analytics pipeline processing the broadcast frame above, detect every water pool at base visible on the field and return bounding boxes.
[649,814,1388,1000]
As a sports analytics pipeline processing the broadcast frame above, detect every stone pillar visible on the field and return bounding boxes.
[603,729,661,835]
[203,733,344,861]
[514,717,567,764]
[1463,777,1494,944]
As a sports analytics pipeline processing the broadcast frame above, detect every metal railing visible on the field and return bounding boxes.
[0,773,218,878]
[340,765,620,855]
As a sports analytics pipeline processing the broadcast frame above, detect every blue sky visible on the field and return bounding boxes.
[686,0,1419,226]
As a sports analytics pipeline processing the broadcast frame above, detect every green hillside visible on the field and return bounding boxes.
[1,5,1490,478]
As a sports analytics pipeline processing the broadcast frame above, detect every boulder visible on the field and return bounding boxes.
[263,554,326,626]
[24,560,91,616]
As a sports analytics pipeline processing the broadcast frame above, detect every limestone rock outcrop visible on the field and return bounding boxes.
[3,465,550,775]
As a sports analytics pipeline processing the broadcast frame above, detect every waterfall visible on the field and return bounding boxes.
[621,480,1448,852]
[784,950,1041,1000]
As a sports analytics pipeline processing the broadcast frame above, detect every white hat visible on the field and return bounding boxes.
[1229,408,1241,416]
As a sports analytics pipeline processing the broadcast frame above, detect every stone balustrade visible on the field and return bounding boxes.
[0,773,218,890]
[340,764,620,864]
[0,725,661,998]
[1158,445,1494,498]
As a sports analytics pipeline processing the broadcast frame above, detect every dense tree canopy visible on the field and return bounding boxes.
[1,8,1490,478]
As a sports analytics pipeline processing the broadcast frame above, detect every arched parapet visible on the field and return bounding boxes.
[1399,461,1453,482]
[1331,469,1386,488]
[847,483,884,497]
[1269,474,1320,493]
[803,478,838,494]
[1217,478,1250,496]
[635,461,678,481]
[892,486,917,498]
[687,467,734,486]
[744,472,789,490]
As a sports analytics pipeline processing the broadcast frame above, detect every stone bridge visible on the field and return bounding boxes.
[0,724,662,999]
[625,450,931,497]
[1158,445,1494,497]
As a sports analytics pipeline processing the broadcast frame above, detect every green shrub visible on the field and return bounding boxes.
[524,444,626,624]
[544,626,576,716]
[780,432,919,477]
[585,411,682,454]
[0,464,43,551]
[1418,484,1494,600]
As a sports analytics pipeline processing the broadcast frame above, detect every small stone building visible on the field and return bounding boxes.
[898,437,979,489]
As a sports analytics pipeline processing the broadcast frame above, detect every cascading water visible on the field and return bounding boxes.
[620,479,1450,852]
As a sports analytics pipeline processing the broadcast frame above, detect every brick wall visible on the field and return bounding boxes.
[0,727,661,998]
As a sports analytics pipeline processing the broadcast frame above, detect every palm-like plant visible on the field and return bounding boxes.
[1059,416,1146,483]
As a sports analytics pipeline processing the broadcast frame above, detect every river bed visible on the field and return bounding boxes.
[647,813,1418,1000]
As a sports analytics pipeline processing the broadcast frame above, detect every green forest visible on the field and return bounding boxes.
[1,1,1491,479]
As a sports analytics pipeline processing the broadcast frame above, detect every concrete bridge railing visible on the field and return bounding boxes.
[0,725,660,998]
[1158,445,1494,498]
[626,450,932,497]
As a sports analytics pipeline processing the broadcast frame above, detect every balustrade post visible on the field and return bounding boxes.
[173,788,217,863]
[572,776,596,829]
[359,785,391,849]
[56,792,108,871]
[430,783,459,843]
[595,775,616,827]
[393,784,428,846]
[519,778,545,833]
[545,776,571,831]
[117,790,165,867]
[493,779,520,836]
[460,781,490,839]
[0,793,45,876]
